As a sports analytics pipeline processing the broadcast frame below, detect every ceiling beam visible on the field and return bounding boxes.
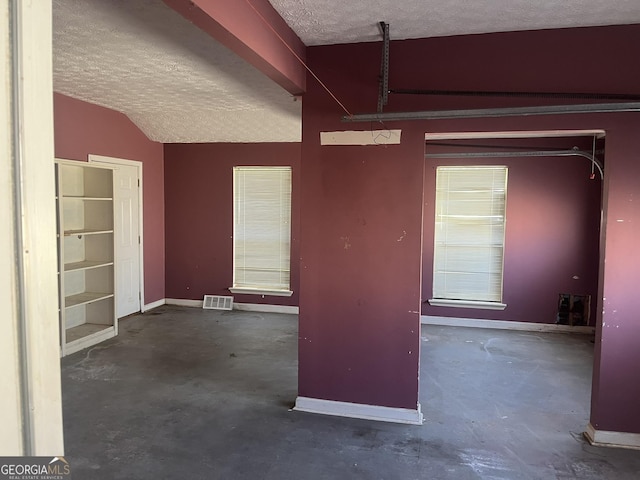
[163,0,306,95]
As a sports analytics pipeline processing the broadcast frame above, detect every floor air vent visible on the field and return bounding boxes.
[203,295,234,311]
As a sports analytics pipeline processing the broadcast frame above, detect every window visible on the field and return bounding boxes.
[430,166,508,309]
[231,166,292,296]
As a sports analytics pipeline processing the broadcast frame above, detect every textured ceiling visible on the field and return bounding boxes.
[268,0,640,45]
[53,0,301,143]
[53,1,640,144]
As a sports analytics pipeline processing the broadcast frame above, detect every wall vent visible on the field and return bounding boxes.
[203,295,233,311]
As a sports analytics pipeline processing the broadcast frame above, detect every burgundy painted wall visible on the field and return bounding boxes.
[300,54,426,410]
[591,115,640,434]
[301,24,640,431]
[163,143,301,307]
[298,139,425,409]
[422,144,602,324]
[53,93,166,304]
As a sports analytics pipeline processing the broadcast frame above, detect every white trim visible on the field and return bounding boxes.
[421,315,595,334]
[229,287,293,297]
[4,1,64,455]
[428,299,507,310]
[320,129,402,145]
[233,302,299,315]
[143,298,165,312]
[165,298,203,308]
[55,157,115,169]
[425,129,606,141]
[585,423,640,450]
[88,155,145,314]
[294,397,423,425]
[88,155,143,166]
[0,0,22,454]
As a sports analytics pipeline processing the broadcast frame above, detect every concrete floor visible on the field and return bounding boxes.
[61,306,640,479]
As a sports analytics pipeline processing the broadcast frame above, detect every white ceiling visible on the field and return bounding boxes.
[270,0,640,45]
[53,0,640,144]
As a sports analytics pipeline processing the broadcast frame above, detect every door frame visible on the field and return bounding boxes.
[88,154,146,313]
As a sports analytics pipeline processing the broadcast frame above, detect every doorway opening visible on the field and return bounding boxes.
[420,129,605,437]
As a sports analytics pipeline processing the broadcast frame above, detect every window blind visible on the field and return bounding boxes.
[433,166,507,302]
[233,166,291,292]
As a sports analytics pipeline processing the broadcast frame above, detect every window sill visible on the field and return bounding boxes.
[229,287,293,297]
[428,299,507,310]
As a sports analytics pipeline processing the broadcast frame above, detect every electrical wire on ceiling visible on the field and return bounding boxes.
[243,0,353,117]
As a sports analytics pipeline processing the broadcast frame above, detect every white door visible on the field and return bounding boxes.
[113,164,141,317]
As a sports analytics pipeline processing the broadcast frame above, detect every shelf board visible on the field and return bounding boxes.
[61,196,113,201]
[64,260,113,272]
[65,323,115,345]
[65,292,114,308]
[64,229,113,236]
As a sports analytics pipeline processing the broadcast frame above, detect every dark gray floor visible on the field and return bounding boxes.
[61,306,640,479]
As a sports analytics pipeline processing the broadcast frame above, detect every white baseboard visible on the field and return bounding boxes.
[164,298,299,315]
[233,302,299,315]
[421,315,595,334]
[294,396,423,425]
[585,423,640,450]
[142,298,165,312]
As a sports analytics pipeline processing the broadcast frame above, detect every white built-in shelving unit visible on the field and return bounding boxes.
[56,159,117,356]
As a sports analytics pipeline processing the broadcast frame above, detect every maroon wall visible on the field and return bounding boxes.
[53,93,166,304]
[422,143,602,324]
[300,51,426,410]
[163,143,301,307]
[591,115,640,434]
[301,24,640,432]
[298,139,425,409]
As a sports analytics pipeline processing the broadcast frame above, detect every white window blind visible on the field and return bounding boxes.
[433,166,508,303]
[233,166,292,293]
